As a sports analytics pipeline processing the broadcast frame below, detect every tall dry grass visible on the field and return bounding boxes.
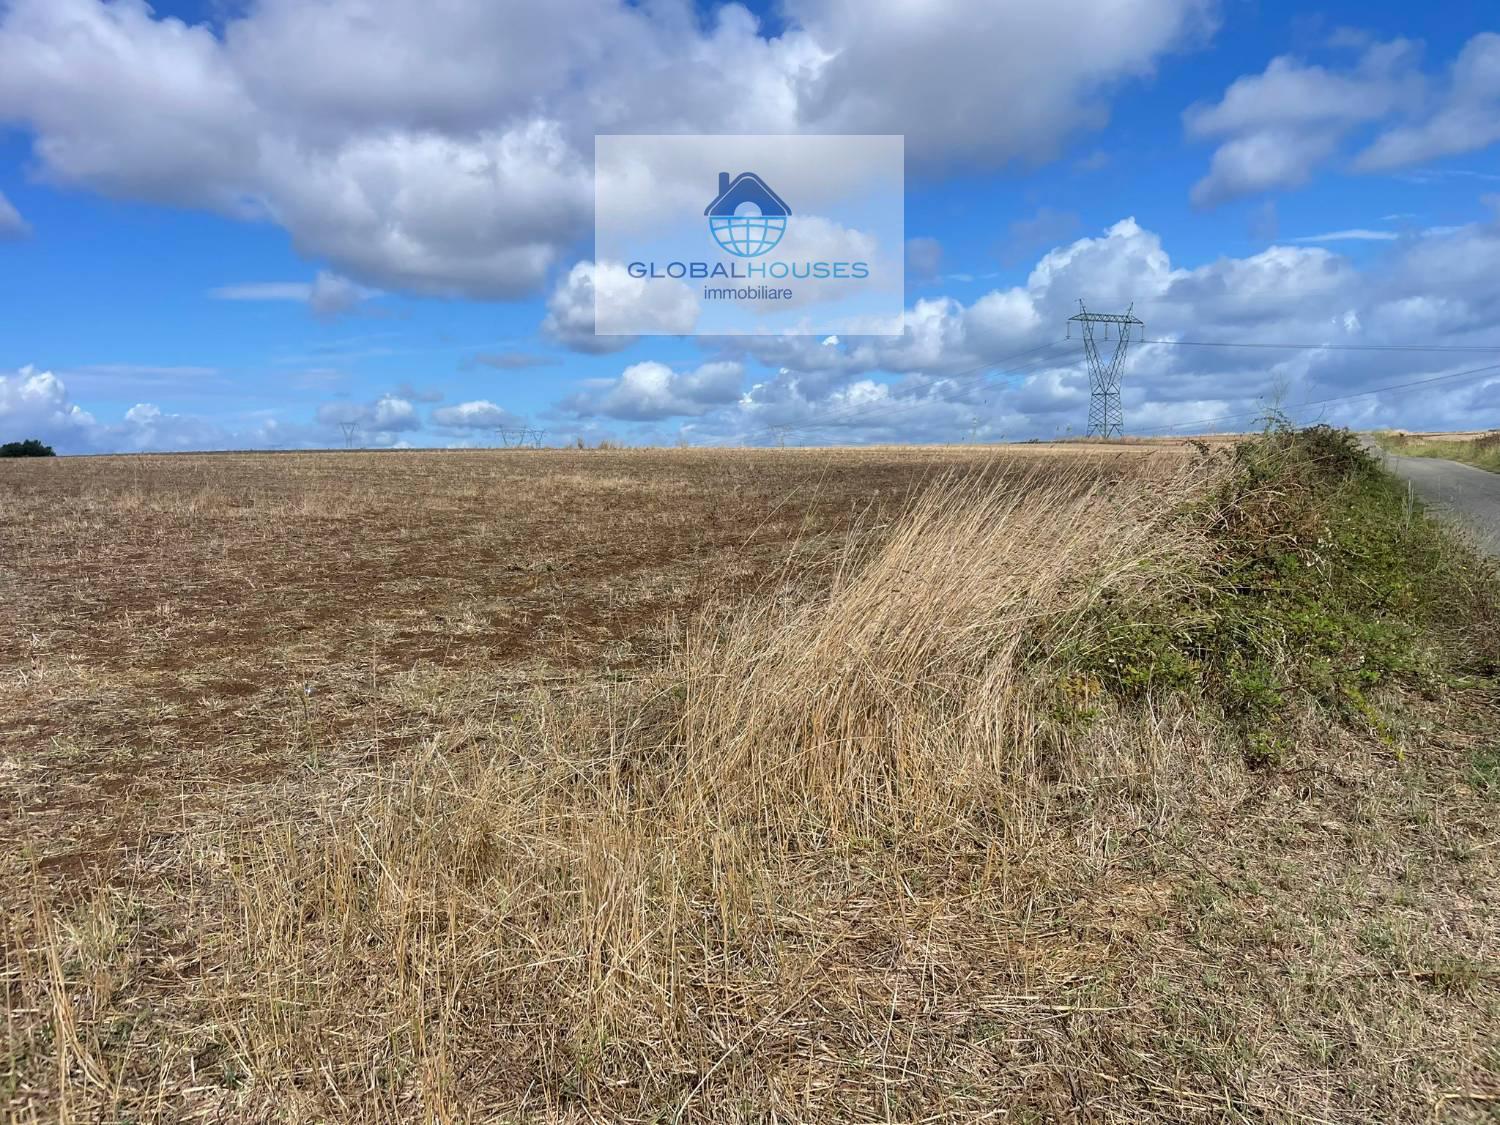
[10,447,1496,1121]
[195,456,1221,1120]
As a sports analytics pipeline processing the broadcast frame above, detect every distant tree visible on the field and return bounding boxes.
[0,439,56,457]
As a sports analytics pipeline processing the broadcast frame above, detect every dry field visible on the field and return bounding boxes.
[0,444,1141,882]
[2,442,1497,1122]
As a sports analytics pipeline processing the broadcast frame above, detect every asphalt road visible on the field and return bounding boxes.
[1379,451,1500,556]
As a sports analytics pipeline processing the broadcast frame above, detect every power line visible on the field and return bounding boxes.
[1152,358,1500,433]
[748,329,1500,445]
[1143,338,1500,354]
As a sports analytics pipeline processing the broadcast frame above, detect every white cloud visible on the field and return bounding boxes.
[1188,32,1500,206]
[785,0,1215,165]
[1186,39,1424,206]
[211,282,310,301]
[315,394,421,435]
[20,210,1500,451]
[0,366,97,448]
[561,360,744,421]
[430,400,524,430]
[1189,129,1347,208]
[210,270,377,318]
[542,261,629,353]
[110,402,244,452]
[1291,229,1400,243]
[543,260,699,352]
[588,212,1500,443]
[1355,33,1500,171]
[0,0,1213,298]
[0,366,292,452]
[0,189,30,238]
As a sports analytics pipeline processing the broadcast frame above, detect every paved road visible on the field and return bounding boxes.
[1379,451,1500,556]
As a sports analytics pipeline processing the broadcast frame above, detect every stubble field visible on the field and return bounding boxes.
[3,439,1497,1123]
[2,444,1151,886]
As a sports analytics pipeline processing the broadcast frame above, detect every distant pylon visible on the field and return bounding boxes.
[1068,300,1143,438]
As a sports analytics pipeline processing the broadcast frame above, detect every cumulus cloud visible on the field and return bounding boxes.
[1355,33,1500,172]
[0,366,296,452]
[0,366,97,448]
[561,360,744,421]
[1185,39,1424,206]
[0,0,1212,298]
[0,189,30,238]
[587,212,1500,443]
[542,262,630,353]
[784,0,1215,165]
[1187,31,1500,207]
[430,400,525,430]
[315,394,421,435]
[1189,128,1347,208]
[543,260,699,351]
[110,403,245,452]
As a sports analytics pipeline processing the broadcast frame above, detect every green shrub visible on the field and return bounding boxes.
[0,438,56,457]
[1052,421,1500,764]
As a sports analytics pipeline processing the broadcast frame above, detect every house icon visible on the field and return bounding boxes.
[705,171,790,258]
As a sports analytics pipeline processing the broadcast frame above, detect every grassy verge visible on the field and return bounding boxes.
[1373,429,1500,473]
[1057,423,1500,764]
[6,430,1500,1122]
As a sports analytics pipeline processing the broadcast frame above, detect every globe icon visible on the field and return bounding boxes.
[709,210,787,258]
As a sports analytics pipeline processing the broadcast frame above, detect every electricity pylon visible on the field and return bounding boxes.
[339,422,360,449]
[1068,301,1143,438]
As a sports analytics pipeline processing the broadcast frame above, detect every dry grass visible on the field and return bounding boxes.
[3,444,1498,1121]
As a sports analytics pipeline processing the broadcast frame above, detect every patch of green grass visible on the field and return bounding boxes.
[1372,430,1500,474]
[1053,422,1500,763]
[1471,746,1500,794]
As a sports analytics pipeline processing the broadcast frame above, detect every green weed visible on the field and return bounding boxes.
[1053,422,1500,765]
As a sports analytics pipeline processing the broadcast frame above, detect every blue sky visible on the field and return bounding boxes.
[1,0,1498,451]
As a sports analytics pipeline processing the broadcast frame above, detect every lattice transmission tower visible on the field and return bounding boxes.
[1068,301,1143,438]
